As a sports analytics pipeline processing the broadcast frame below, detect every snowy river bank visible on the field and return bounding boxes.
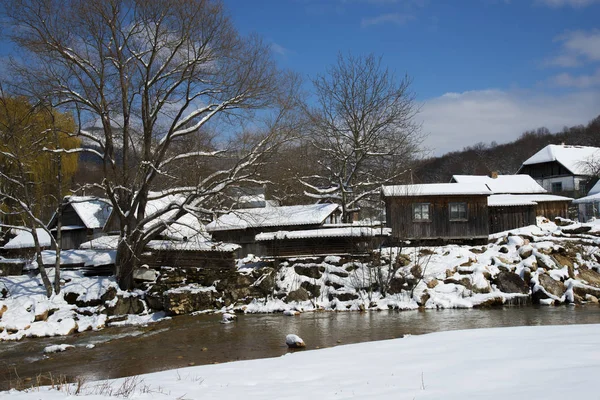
[2,322,600,399]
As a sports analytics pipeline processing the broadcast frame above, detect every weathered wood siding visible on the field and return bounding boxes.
[385,195,489,241]
[489,205,536,234]
[259,236,383,258]
[535,201,570,220]
[140,250,236,270]
[210,224,324,245]
[519,161,570,179]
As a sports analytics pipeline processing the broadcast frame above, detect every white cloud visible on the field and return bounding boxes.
[544,30,600,71]
[535,0,600,7]
[550,68,600,87]
[361,13,415,28]
[270,42,289,56]
[419,89,600,155]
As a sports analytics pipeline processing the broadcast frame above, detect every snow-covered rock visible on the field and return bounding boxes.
[43,344,74,353]
[286,334,305,348]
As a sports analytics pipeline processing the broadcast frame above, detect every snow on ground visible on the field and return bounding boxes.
[3,324,600,399]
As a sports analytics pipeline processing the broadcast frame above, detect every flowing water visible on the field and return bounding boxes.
[2,306,600,390]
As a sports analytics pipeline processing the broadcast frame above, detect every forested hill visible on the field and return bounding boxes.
[414,115,600,183]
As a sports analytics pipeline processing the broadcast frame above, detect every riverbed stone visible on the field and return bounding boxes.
[287,288,310,302]
[537,274,566,299]
[300,281,321,298]
[163,289,216,315]
[519,245,533,259]
[494,271,529,294]
[105,295,145,316]
[294,265,325,279]
[475,296,504,307]
[576,268,600,287]
[387,276,406,295]
[0,304,7,319]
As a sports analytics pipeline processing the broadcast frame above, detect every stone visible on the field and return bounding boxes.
[552,254,574,269]
[286,288,310,302]
[145,292,165,311]
[562,225,592,234]
[387,276,406,295]
[499,246,509,254]
[294,265,325,279]
[329,270,349,278]
[300,281,321,298]
[426,279,439,289]
[0,281,8,298]
[519,245,533,259]
[163,289,215,315]
[332,292,359,302]
[585,294,599,304]
[253,271,276,297]
[475,296,504,307]
[34,309,49,322]
[0,304,7,319]
[133,267,159,282]
[105,295,146,316]
[410,264,423,279]
[494,271,529,294]
[538,274,566,299]
[325,280,344,290]
[576,268,600,287]
[395,254,412,267]
[535,255,555,271]
[554,217,574,227]
[418,292,430,306]
[285,334,305,349]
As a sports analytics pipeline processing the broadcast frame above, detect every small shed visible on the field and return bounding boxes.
[47,196,112,250]
[488,195,537,234]
[206,204,342,256]
[573,181,600,222]
[0,228,52,259]
[255,226,389,258]
[382,183,492,244]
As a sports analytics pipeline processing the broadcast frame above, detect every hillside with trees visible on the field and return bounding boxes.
[414,115,600,183]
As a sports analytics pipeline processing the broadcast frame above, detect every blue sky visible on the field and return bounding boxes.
[226,0,600,155]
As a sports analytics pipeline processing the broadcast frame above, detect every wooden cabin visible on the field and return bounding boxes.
[47,196,112,249]
[488,196,537,234]
[255,226,389,258]
[517,144,599,197]
[206,204,342,256]
[0,228,51,260]
[382,183,492,244]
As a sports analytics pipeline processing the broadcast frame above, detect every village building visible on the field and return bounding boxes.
[451,174,572,231]
[517,144,600,197]
[206,203,343,256]
[0,228,52,261]
[47,196,113,250]
[573,180,600,222]
[381,183,492,244]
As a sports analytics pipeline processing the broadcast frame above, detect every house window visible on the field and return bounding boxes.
[412,203,430,221]
[551,182,563,193]
[449,202,467,221]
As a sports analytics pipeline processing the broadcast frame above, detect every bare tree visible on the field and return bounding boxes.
[5,0,299,290]
[302,53,423,222]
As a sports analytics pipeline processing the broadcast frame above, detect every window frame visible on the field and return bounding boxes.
[449,202,468,221]
[412,203,431,222]
[551,182,563,193]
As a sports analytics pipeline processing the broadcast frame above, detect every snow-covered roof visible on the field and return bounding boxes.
[160,213,208,241]
[145,237,240,252]
[451,175,546,194]
[79,235,119,250]
[255,227,390,241]
[3,228,52,249]
[206,204,341,232]
[382,183,491,197]
[48,196,112,230]
[573,192,600,204]
[520,144,600,175]
[488,194,573,207]
[587,180,600,196]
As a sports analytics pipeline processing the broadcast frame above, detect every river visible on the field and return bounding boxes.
[2,306,600,390]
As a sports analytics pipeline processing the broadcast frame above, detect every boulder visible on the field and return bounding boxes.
[105,295,146,316]
[426,279,439,289]
[494,271,529,294]
[285,334,305,349]
[133,267,159,282]
[325,280,344,290]
[0,304,7,319]
[519,245,533,259]
[396,254,412,267]
[331,292,359,302]
[562,225,592,234]
[253,271,276,297]
[577,268,600,287]
[410,264,423,279]
[499,246,509,254]
[537,274,566,299]
[554,217,574,227]
[535,255,555,271]
[163,289,215,315]
[286,288,310,302]
[585,294,599,304]
[329,270,349,278]
[387,276,406,295]
[300,281,321,298]
[294,265,325,279]
[475,296,504,307]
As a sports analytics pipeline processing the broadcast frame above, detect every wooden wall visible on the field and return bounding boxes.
[140,250,236,270]
[519,161,570,179]
[259,236,383,258]
[535,201,569,220]
[385,195,489,241]
[489,205,536,234]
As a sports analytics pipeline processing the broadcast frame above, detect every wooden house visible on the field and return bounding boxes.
[0,228,51,259]
[517,144,599,197]
[452,174,572,226]
[206,204,342,256]
[47,196,112,250]
[382,183,492,244]
[255,226,389,258]
[573,181,600,222]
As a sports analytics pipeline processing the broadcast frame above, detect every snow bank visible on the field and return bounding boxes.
[3,324,600,399]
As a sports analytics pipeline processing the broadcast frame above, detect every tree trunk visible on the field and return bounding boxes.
[32,226,53,297]
[54,201,62,294]
[116,237,138,291]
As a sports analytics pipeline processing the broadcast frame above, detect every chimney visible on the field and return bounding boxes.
[490,171,499,179]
